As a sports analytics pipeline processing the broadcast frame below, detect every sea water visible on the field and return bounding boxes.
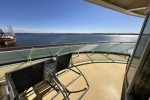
[0,34,139,48]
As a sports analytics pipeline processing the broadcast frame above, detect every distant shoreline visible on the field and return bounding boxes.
[16,33,139,35]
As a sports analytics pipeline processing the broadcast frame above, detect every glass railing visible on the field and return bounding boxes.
[0,43,134,65]
[0,42,135,82]
[0,42,135,65]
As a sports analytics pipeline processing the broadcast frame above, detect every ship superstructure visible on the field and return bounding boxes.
[0,26,16,45]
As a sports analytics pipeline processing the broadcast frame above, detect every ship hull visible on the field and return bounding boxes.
[0,36,16,45]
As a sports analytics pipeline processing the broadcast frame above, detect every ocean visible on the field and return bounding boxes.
[0,34,139,48]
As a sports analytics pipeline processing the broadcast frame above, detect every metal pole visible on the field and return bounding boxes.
[28,47,33,61]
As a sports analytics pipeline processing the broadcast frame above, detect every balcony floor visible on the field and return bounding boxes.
[78,63,125,100]
[0,53,127,100]
[50,63,125,100]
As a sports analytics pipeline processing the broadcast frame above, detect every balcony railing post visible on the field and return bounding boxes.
[107,42,122,55]
[91,43,100,55]
[68,45,71,52]
[46,47,52,56]
[75,44,86,57]
[78,50,80,57]
[92,49,94,55]
[54,46,65,56]
[125,49,129,57]
[120,47,134,56]
[28,47,33,61]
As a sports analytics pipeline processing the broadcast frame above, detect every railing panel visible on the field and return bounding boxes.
[0,42,136,65]
[0,49,31,64]
[30,46,65,59]
[128,49,134,54]
[58,46,71,55]
[86,53,130,63]
[77,44,99,52]
[30,48,51,60]
[68,45,84,52]
[59,45,83,55]
[94,44,116,52]
[106,54,129,62]
[47,46,64,56]
[110,44,134,53]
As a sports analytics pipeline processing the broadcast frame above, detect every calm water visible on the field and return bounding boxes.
[0,34,139,48]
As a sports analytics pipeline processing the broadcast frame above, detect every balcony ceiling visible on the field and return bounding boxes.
[85,0,150,18]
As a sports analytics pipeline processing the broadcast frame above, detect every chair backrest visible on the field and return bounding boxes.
[5,61,46,95]
[55,53,73,72]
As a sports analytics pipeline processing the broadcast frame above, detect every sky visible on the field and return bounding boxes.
[0,0,144,33]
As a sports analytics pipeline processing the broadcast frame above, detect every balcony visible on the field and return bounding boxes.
[0,42,135,100]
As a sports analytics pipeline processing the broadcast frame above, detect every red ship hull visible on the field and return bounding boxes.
[0,36,16,45]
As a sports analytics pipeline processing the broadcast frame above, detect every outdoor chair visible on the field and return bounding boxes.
[45,52,89,100]
[5,60,66,100]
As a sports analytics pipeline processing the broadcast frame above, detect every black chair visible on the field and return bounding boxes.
[45,52,89,100]
[5,60,66,100]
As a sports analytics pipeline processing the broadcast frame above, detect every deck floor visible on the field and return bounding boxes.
[0,53,127,100]
[1,63,125,100]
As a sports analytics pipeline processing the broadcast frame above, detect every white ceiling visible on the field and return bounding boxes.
[85,0,150,18]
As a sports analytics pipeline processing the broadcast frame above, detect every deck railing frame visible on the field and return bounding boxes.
[0,42,136,66]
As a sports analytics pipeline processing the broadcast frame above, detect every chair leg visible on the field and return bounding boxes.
[74,66,90,87]
[57,65,89,100]
[56,65,89,100]
[46,68,69,100]
[5,86,10,100]
[69,65,90,100]
[46,66,89,100]
[74,66,90,100]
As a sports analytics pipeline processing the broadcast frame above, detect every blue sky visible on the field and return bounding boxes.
[0,0,144,33]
